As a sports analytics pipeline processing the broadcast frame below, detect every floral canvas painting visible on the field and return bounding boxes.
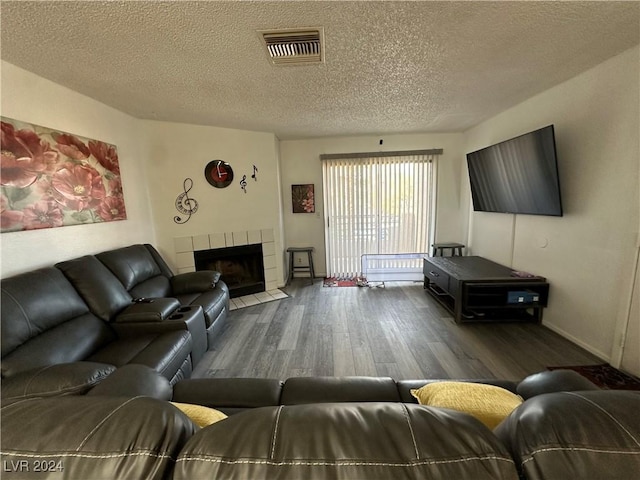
[1,117,127,232]
[292,184,315,213]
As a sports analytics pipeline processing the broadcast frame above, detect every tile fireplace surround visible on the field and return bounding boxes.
[174,228,286,310]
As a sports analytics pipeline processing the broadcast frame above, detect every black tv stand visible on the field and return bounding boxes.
[423,256,549,324]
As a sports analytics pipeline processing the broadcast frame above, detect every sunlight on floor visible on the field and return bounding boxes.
[229,289,289,310]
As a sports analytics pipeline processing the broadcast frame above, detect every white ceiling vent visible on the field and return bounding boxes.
[258,28,324,65]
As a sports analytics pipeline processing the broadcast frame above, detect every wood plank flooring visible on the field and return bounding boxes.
[192,279,603,382]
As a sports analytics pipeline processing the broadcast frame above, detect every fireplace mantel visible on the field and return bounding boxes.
[173,228,277,292]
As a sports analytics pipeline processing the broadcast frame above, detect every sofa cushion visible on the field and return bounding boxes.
[1,312,116,378]
[130,276,173,300]
[1,268,98,359]
[97,244,170,295]
[1,362,116,401]
[87,330,192,381]
[143,243,176,277]
[411,381,523,430]
[174,402,518,479]
[1,396,197,480]
[495,390,640,480]
[56,255,133,322]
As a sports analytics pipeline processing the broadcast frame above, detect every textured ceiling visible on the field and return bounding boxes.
[1,1,639,139]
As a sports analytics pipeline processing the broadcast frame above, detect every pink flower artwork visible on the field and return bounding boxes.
[292,184,315,213]
[0,117,127,232]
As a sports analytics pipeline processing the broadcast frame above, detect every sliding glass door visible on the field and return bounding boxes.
[322,152,437,278]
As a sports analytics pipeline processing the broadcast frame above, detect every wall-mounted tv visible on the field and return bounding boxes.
[466,125,563,216]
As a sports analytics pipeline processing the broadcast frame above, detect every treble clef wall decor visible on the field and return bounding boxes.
[174,178,199,224]
[240,175,248,193]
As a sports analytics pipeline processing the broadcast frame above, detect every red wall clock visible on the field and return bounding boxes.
[204,160,234,188]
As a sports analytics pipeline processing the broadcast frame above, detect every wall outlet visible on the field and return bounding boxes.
[297,257,302,263]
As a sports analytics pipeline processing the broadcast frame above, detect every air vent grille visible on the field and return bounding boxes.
[259,28,324,65]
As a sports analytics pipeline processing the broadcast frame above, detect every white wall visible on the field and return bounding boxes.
[279,133,466,276]
[464,46,640,365]
[0,61,156,278]
[142,121,286,284]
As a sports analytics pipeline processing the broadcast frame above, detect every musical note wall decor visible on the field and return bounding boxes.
[240,175,248,193]
[251,165,258,181]
[174,178,199,224]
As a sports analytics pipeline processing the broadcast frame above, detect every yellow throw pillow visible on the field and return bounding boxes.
[170,402,228,428]
[410,381,523,429]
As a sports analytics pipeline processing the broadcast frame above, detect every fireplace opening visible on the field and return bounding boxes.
[194,244,265,298]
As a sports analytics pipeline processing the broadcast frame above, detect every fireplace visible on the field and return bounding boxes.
[194,244,265,298]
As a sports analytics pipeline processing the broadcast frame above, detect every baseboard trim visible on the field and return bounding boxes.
[543,321,610,362]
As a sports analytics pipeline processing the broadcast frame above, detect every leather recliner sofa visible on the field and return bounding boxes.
[1,368,638,480]
[0,266,194,388]
[93,244,229,347]
[1,244,229,392]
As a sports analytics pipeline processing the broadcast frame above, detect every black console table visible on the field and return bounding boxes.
[423,256,549,324]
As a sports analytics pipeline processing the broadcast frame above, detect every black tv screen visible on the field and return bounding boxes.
[466,125,563,216]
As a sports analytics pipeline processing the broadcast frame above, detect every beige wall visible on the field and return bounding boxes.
[0,61,156,277]
[279,133,466,276]
[464,46,640,367]
[142,121,286,284]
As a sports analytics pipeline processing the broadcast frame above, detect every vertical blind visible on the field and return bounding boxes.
[321,151,439,278]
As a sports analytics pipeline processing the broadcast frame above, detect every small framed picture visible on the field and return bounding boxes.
[291,184,315,213]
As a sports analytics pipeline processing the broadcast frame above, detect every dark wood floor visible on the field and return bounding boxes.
[192,279,602,381]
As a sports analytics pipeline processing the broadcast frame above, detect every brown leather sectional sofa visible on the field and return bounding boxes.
[2,367,639,479]
[2,246,639,479]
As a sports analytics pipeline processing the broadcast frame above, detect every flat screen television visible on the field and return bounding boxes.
[466,125,563,216]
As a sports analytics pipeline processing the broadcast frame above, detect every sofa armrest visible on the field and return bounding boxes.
[171,271,220,295]
[495,390,640,479]
[115,298,181,323]
[516,369,600,399]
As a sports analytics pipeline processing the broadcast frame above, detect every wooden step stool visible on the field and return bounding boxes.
[286,247,315,285]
